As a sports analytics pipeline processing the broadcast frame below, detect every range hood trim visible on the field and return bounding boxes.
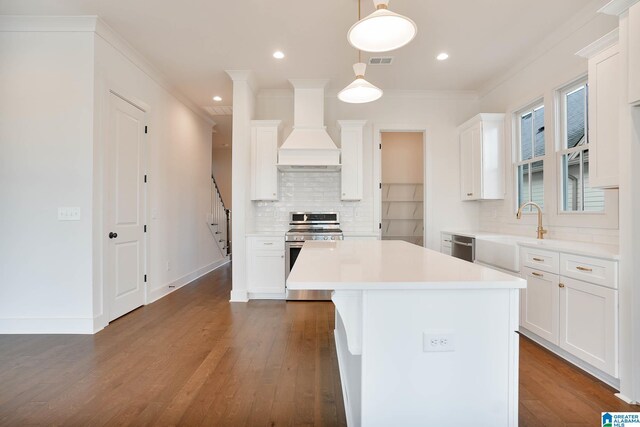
[278,79,341,170]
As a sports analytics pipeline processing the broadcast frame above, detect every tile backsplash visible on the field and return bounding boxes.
[253,171,375,233]
[477,200,619,246]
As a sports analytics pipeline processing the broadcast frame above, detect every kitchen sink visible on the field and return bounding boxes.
[475,235,525,272]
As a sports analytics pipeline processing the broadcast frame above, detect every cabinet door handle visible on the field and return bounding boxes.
[531,272,543,278]
[467,193,473,196]
[576,266,592,272]
[559,283,565,288]
[532,257,544,262]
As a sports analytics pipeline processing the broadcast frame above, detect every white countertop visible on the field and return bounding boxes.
[442,230,619,260]
[287,240,525,291]
[245,231,285,237]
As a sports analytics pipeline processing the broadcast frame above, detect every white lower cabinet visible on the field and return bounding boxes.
[247,237,285,295]
[520,247,619,379]
[521,267,560,344]
[559,276,617,377]
[440,232,452,255]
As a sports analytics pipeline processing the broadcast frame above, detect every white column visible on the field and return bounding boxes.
[226,70,256,302]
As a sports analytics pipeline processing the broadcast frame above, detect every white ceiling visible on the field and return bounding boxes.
[0,0,606,113]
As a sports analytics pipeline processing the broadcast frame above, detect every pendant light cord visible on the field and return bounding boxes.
[357,0,362,63]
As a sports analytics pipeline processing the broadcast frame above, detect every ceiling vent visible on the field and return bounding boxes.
[368,56,394,66]
[204,106,233,116]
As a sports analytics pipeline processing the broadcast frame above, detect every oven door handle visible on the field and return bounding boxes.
[286,242,305,248]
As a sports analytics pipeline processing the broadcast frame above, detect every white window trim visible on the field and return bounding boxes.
[553,76,618,228]
[513,100,545,215]
[502,83,618,231]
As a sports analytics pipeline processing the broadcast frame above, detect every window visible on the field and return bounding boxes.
[558,80,604,212]
[515,102,545,213]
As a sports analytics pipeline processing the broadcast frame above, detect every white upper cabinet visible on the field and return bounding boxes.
[578,31,621,189]
[250,120,281,201]
[339,120,366,201]
[630,2,640,105]
[458,113,505,201]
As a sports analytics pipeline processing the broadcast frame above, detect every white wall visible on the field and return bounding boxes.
[0,31,96,333]
[0,18,224,333]
[253,91,481,250]
[381,132,424,184]
[92,30,225,327]
[477,13,620,245]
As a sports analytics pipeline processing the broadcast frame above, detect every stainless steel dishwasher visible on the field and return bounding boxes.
[451,235,475,262]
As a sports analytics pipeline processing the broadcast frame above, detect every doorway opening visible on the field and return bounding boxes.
[211,114,232,257]
[380,131,425,246]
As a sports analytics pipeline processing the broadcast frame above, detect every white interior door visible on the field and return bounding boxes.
[105,93,146,322]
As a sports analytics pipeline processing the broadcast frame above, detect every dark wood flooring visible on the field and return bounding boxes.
[0,263,636,426]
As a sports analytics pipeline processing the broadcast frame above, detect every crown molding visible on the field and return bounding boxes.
[576,28,619,58]
[478,0,615,98]
[94,19,215,125]
[0,15,215,126]
[257,88,478,101]
[599,0,640,15]
[225,70,257,93]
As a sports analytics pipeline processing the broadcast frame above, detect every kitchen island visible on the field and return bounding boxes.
[286,240,526,427]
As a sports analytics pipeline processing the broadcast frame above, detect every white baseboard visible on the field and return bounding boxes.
[147,258,229,304]
[248,292,286,300]
[0,317,95,334]
[229,289,249,302]
[615,393,640,405]
[519,328,620,389]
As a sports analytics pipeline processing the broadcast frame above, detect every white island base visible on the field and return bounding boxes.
[286,240,526,427]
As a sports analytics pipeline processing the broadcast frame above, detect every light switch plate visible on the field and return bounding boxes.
[58,207,81,221]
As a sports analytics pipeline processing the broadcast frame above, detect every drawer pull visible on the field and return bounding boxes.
[443,239,451,243]
[559,283,565,288]
[532,257,544,262]
[576,266,593,272]
[467,193,473,196]
[263,242,274,245]
[531,272,544,278]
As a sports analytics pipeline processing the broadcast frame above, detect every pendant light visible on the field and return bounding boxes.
[338,62,383,103]
[339,0,383,104]
[348,0,417,53]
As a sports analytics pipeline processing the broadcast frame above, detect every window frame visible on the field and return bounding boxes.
[556,77,605,215]
[513,99,545,214]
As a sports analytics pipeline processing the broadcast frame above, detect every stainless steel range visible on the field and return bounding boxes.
[285,212,343,300]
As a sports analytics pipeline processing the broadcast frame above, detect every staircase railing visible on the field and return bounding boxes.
[211,174,231,257]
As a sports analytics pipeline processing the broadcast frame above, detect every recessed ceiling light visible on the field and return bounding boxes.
[273,51,285,59]
[213,96,222,102]
[436,52,449,61]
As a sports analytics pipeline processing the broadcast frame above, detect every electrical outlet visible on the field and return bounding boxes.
[423,332,455,352]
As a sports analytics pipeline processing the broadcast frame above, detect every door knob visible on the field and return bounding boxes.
[109,232,118,239]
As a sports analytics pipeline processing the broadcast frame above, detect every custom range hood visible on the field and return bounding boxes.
[278,79,341,171]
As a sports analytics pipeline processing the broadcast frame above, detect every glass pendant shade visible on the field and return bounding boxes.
[348,0,417,52]
[338,63,383,104]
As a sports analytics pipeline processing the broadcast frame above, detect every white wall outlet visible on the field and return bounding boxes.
[58,207,81,221]
[423,332,455,352]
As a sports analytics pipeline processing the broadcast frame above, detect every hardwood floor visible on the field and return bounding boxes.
[0,263,636,426]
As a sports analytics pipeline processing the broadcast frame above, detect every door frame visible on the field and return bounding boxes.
[101,88,150,325]
[373,124,431,247]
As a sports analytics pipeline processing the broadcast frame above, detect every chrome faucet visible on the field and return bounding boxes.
[516,202,547,239]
